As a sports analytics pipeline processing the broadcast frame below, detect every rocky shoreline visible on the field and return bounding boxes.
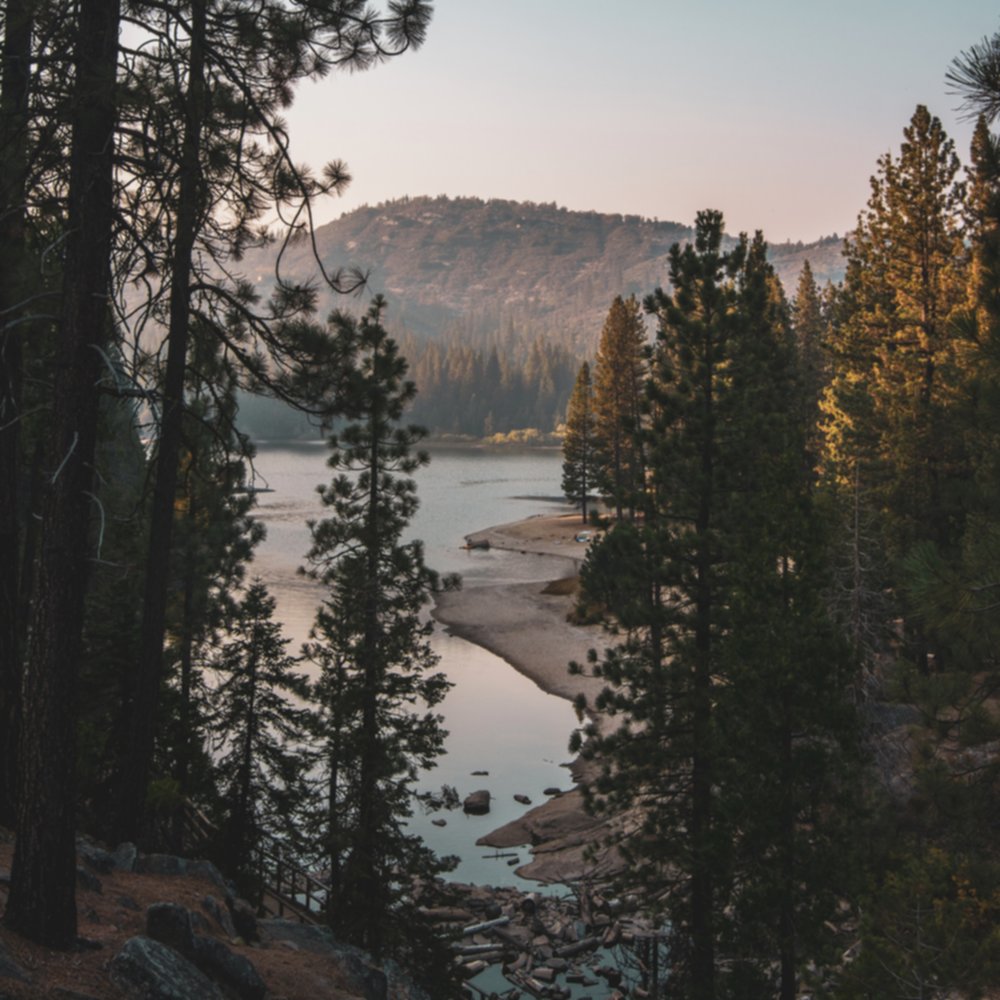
[432,512,617,887]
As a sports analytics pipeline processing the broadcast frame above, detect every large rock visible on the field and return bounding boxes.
[260,919,387,1000]
[109,936,224,1000]
[463,789,491,815]
[146,902,196,956]
[136,853,188,877]
[201,895,237,939]
[192,935,266,1000]
[76,840,116,874]
[112,842,138,873]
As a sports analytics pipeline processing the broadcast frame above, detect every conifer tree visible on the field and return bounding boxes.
[209,581,312,890]
[304,296,455,972]
[820,105,971,671]
[561,361,596,521]
[592,294,647,520]
[791,259,829,449]
[574,214,858,999]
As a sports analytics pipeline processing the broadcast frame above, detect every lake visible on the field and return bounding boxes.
[249,441,581,889]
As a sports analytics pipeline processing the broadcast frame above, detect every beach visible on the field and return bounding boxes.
[432,511,610,707]
[431,511,626,884]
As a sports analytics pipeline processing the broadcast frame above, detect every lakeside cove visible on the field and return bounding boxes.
[433,512,623,887]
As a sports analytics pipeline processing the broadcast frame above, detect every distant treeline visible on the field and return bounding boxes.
[397,328,578,437]
[237,325,582,441]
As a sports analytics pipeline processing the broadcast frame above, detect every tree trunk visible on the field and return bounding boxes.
[4,0,120,946]
[116,0,207,841]
[0,0,33,828]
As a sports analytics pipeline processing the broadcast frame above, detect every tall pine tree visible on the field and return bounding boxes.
[561,360,596,522]
[575,214,858,999]
[592,295,647,521]
[303,296,455,976]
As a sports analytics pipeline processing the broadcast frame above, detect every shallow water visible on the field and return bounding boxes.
[249,441,583,889]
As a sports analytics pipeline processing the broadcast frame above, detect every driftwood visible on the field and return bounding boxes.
[462,915,511,935]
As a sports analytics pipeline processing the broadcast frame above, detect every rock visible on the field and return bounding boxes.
[76,866,103,894]
[192,936,266,1000]
[136,853,187,877]
[260,919,387,1000]
[112,842,138,873]
[431,818,447,827]
[532,966,555,982]
[146,902,197,956]
[187,859,229,892]
[546,957,569,971]
[463,789,491,815]
[543,787,562,796]
[201,896,237,938]
[228,897,259,944]
[77,840,116,874]
[471,769,489,775]
[0,940,30,982]
[109,936,224,1000]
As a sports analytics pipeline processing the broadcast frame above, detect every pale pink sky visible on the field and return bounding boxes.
[285,0,999,243]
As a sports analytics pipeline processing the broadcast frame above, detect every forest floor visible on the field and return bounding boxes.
[0,832,367,999]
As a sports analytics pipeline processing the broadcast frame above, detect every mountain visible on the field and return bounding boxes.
[245,195,846,350]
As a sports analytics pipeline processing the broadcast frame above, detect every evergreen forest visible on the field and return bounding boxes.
[2,1,1000,998]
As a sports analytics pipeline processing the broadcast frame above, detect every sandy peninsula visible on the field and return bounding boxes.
[431,511,626,884]
[431,512,610,707]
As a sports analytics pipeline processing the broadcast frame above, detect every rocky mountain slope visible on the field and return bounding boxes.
[245,196,846,349]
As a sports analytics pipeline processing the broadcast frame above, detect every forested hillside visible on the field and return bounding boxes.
[250,196,844,349]
[238,196,844,439]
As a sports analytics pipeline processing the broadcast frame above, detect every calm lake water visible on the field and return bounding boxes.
[250,441,581,889]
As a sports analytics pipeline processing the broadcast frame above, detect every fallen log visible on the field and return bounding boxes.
[462,915,511,936]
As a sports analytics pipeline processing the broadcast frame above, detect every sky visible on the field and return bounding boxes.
[284,1,1000,244]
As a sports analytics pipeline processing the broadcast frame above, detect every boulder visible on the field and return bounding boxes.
[77,840,116,874]
[136,853,187,877]
[112,842,138,873]
[109,936,224,1000]
[76,866,103,894]
[187,859,229,892]
[463,789,491,815]
[192,935,266,1000]
[201,895,237,938]
[514,794,532,805]
[146,902,196,956]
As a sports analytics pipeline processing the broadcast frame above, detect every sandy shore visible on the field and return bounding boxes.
[432,512,609,708]
[431,512,625,884]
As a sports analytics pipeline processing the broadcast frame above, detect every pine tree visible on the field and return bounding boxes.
[574,215,858,999]
[820,105,972,672]
[791,259,829,453]
[209,581,312,891]
[561,361,596,521]
[592,294,647,520]
[5,0,121,946]
[303,296,455,973]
